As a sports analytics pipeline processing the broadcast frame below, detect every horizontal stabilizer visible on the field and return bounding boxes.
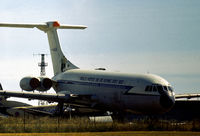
[0,21,87,30]
[0,23,44,28]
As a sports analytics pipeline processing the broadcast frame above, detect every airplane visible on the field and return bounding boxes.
[0,82,57,117]
[0,83,31,117]
[0,21,176,119]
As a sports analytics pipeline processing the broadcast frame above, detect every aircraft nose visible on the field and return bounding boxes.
[157,86,175,110]
[159,94,175,109]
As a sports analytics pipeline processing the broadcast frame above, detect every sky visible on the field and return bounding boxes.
[0,0,200,104]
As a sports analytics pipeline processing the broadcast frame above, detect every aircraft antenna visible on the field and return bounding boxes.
[33,53,49,106]
[38,54,48,76]
[33,53,48,76]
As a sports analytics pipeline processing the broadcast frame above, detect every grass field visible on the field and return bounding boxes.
[0,117,200,133]
[0,132,200,136]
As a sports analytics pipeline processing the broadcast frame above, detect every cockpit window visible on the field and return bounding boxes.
[152,86,158,92]
[145,86,149,91]
[145,86,152,92]
[157,85,163,92]
[145,85,157,92]
[168,86,174,92]
[145,84,174,93]
[163,86,168,91]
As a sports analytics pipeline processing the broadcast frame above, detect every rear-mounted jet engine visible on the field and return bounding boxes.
[20,76,52,92]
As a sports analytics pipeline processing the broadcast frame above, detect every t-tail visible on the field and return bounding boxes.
[0,21,87,75]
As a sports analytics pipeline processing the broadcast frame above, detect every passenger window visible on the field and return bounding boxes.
[119,80,124,84]
[88,78,95,82]
[112,80,118,84]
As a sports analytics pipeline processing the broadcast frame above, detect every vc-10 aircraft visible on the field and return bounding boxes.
[0,21,176,117]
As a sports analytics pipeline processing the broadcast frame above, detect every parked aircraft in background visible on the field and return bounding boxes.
[0,83,30,117]
[0,21,176,119]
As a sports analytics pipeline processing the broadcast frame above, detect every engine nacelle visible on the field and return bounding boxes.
[20,76,40,91]
[20,76,53,92]
[36,77,53,92]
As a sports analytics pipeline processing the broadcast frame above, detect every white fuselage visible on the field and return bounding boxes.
[0,21,176,115]
[52,69,175,114]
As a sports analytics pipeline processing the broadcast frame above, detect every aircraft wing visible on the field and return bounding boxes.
[12,106,54,116]
[175,93,200,99]
[0,90,70,103]
[15,104,106,117]
[0,90,109,117]
[0,90,96,107]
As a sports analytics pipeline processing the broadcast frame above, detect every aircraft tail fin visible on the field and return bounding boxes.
[0,83,7,101]
[0,21,87,75]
